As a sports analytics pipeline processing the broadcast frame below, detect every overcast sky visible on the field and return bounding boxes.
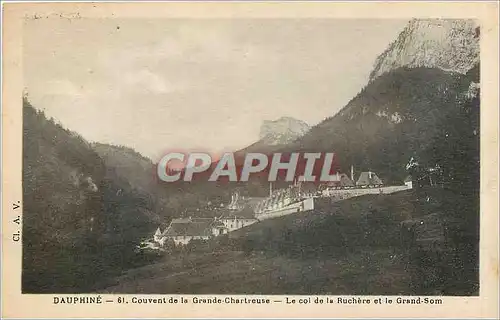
[24,18,408,161]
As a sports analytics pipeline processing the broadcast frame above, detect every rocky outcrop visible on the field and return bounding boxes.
[370,19,479,81]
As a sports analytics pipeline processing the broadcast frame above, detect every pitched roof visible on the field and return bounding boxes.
[219,206,257,219]
[154,227,162,236]
[191,217,214,223]
[325,173,355,187]
[219,194,263,219]
[300,181,319,193]
[211,219,226,228]
[171,217,192,224]
[163,218,214,237]
[242,197,267,209]
[229,194,266,209]
[356,171,383,186]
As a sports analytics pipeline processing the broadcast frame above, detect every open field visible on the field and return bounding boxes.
[103,249,410,295]
[102,191,418,294]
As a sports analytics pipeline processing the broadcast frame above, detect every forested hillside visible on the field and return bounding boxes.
[22,98,161,293]
[280,66,478,184]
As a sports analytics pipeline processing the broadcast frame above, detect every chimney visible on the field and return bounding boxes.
[351,165,354,181]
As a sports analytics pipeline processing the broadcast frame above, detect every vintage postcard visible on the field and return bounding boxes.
[1,1,499,319]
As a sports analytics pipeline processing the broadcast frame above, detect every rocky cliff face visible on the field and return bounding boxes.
[276,18,481,183]
[240,18,480,182]
[259,116,310,146]
[369,19,479,81]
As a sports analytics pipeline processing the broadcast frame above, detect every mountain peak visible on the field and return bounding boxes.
[369,19,479,81]
[259,116,310,146]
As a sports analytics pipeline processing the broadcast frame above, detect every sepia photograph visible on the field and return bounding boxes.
[1,2,498,319]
